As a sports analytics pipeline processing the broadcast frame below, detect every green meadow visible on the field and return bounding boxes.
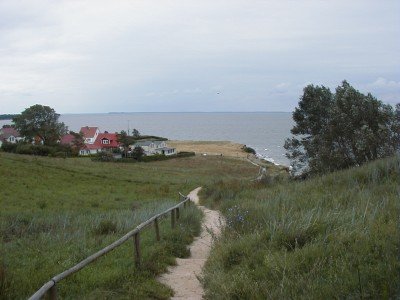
[0,152,257,299]
[201,155,400,299]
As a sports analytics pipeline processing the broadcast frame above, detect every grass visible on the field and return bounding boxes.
[0,152,257,299]
[201,155,400,299]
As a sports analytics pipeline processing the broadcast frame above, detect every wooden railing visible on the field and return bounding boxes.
[28,192,192,300]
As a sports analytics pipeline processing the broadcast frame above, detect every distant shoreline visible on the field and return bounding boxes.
[0,114,18,121]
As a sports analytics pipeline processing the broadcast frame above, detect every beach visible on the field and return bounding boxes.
[168,140,248,158]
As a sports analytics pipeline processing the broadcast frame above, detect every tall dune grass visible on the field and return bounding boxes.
[201,155,400,299]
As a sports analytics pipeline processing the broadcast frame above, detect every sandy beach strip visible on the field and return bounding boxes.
[168,140,249,158]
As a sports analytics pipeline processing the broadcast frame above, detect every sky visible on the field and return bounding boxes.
[0,0,399,114]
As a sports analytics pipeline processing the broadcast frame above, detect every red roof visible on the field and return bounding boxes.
[82,132,120,150]
[1,127,20,138]
[96,133,120,148]
[60,134,75,145]
[80,126,99,139]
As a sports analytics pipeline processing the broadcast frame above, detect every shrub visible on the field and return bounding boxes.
[1,142,18,153]
[141,154,170,162]
[15,144,55,156]
[242,145,256,154]
[92,151,115,162]
[177,151,196,158]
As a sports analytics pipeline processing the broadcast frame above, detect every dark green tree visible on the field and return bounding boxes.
[284,84,333,175]
[285,81,399,177]
[13,104,67,145]
[132,128,140,139]
[117,130,134,157]
[70,131,85,155]
[132,146,144,160]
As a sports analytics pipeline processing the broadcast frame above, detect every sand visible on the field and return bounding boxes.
[157,187,223,299]
[168,140,248,158]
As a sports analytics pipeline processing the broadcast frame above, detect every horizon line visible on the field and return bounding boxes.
[61,111,292,115]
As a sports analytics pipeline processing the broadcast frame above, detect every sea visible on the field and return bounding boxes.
[1,112,293,166]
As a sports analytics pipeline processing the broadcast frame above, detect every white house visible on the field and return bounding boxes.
[133,140,176,156]
[80,126,100,144]
[0,127,23,147]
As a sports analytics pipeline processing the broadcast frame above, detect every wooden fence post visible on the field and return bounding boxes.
[176,207,180,220]
[154,217,160,241]
[171,209,175,229]
[49,284,57,300]
[134,233,141,268]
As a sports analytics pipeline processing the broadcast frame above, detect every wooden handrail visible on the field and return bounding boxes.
[28,192,191,300]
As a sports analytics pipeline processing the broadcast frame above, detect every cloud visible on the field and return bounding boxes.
[0,0,399,113]
[371,77,400,89]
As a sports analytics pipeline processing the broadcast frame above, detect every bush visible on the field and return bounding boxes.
[92,151,115,162]
[1,142,74,157]
[141,154,170,162]
[15,144,55,156]
[242,145,256,154]
[1,142,18,153]
[177,151,196,158]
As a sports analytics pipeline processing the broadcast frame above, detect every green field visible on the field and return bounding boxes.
[201,155,400,299]
[0,152,257,299]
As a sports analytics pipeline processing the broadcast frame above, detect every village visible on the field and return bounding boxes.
[0,125,176,157]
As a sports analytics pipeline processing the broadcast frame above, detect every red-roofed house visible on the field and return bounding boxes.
[60,134,76,146]
[80,126,100,144]
[0,127,23,147]
[79,132,120,156]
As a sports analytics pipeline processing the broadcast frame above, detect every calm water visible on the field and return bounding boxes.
[1,112,293,165]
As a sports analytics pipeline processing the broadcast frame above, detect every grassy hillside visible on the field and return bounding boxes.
[201,155,400,299]
[0,152,257,299]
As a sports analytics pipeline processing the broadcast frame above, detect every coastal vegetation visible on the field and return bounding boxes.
[285,81,400,177]
[201,155,399,299]
[242,145,256,155]
[0,152,257,299]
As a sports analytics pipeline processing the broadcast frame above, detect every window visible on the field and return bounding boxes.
[102,139,110,144]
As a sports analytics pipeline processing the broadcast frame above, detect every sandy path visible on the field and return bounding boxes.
[158,187,223,299]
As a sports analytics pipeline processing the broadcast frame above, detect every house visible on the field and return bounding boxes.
[80,126,100,144]
[0,127,22,147]
[79,132,120,156]
[60,134,76,146]
[133,140,176,156]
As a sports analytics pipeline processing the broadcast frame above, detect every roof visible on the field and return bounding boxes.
[158,147,175,151]
[134,140,165,147]
[60,134,75,145]
[83,132,120,150]
[0,127,20,139]
[80,126,99,139]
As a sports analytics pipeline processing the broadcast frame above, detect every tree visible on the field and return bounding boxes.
[117,130,134,157]
[13,104,67,145]
[132,146,144,160]
[285,81,399,177]
[132,128,140,139]
[70,131,85,155]
[284,84,333,175]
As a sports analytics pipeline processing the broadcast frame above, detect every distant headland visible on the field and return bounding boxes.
[0,114,18,120]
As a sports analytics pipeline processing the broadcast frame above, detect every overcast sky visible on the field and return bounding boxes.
[0,0,399,113]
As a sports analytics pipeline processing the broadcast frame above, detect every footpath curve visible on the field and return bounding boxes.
[158,187,223,299]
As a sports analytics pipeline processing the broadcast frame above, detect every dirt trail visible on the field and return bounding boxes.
[158,187,223,299]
